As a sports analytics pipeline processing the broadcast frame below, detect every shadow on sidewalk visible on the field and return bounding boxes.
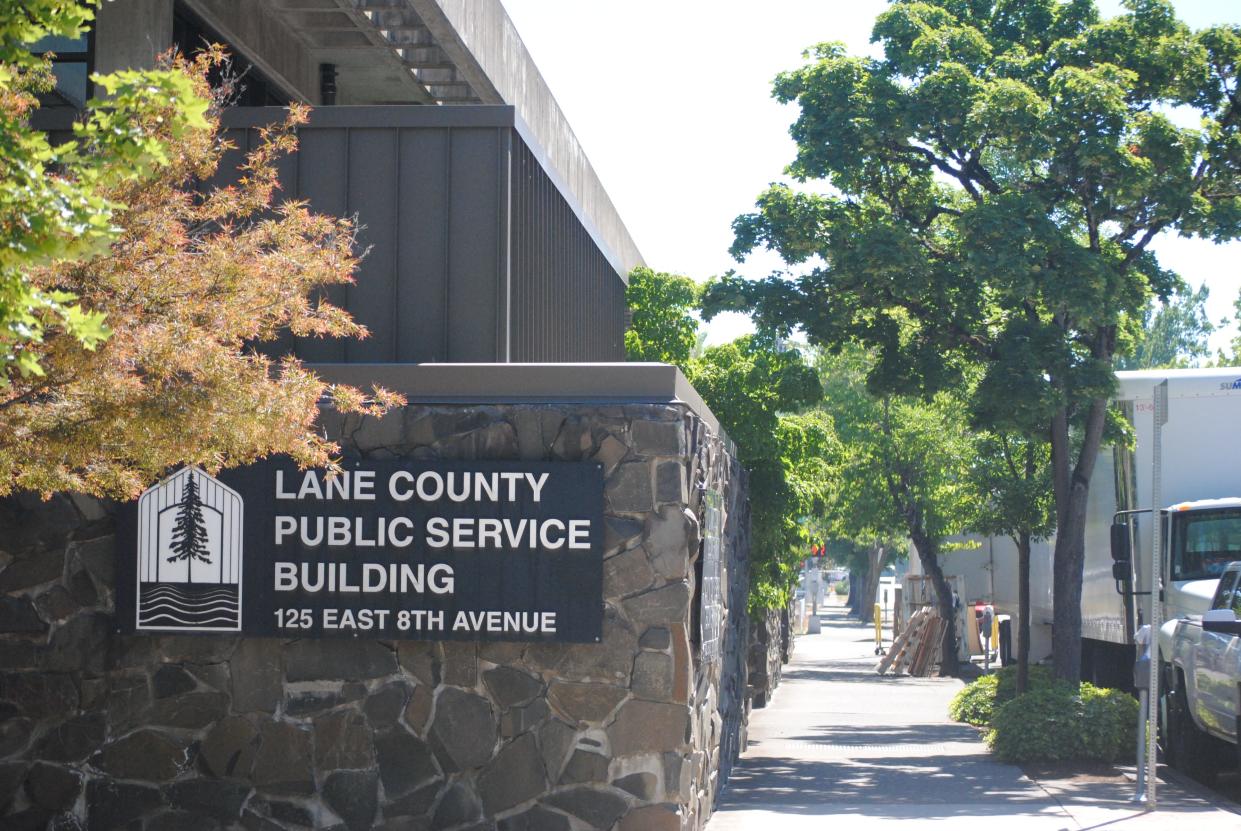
[714,754,1056,817]
[780,666,947,685]
[751,721,983,747]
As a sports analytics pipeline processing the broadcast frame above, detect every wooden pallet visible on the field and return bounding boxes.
[876,606,944,676]
[876,606,929,675]
[910,614,944,676]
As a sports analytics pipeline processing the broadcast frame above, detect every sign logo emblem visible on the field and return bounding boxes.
[135,467,243,631]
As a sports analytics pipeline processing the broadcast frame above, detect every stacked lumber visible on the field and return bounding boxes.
[876,606,944,676]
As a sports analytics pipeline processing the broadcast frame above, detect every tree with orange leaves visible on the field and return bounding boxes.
[1,43,401,498]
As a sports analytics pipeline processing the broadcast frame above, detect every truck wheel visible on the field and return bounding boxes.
[1164,678,1215,782]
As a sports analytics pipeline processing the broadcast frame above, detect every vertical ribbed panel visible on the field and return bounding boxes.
[214,108,627,363]
[509,136,626,362]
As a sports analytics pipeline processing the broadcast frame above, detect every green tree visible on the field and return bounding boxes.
[810,350,907,625]
[817,347,973,675]
[1116,283,1213,369]
[704,0,1241,683]
[968,432,1056,693]
[624,266,700,365]
[689,336,826,609]
[625,267,834,609]
[1217,288,1241,366]
[1,1,209,379]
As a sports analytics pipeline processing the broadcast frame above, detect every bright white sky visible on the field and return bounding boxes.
[499,0,1241,352]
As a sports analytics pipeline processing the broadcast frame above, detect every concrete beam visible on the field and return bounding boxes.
[410,0,645,280]
[94,0,174,74]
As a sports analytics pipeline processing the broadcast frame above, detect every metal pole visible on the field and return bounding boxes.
[1135,687,1148,799]
[1146,380,1168,808]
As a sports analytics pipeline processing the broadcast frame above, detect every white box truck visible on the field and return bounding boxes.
[909,368,1241,686]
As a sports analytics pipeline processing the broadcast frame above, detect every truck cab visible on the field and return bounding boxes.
[1162,499,1241,622]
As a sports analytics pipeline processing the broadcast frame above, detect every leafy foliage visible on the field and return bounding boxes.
[815,346,974,671]
[0,50,401,498]
[986,681,1138,763]
[949,665,1055,726]
[704,0,1241,682]
[688,337,828,610]
[1116,282,1214,369]
[625,267,832,609]
[0,1,212,379]
[624,266,700,365]
[968,433,1055,544]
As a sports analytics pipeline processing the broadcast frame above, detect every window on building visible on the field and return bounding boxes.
[30,28,93,109]
[173,3,289,106]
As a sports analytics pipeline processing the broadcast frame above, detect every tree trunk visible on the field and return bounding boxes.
[911,533,959,677]
[1016,530,1031,695]
[860,543,888,625]
[847,568,863,618]
[1050,396,1109,685]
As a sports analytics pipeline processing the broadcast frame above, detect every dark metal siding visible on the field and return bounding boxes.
[41,105,628,364]
[509,137,626,362]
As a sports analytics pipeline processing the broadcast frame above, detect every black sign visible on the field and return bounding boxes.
[116,459,604,642]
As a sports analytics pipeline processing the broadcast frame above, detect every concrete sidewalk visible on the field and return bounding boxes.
[706,606,1241,830]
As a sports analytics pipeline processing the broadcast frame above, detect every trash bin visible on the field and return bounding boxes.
[997,617,1012,667]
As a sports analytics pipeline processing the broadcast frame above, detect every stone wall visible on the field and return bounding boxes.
[746,610,785,710]
[0,401,750,830]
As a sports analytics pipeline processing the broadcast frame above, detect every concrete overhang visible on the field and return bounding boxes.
[185,0,644,280]
[308,362,723,437]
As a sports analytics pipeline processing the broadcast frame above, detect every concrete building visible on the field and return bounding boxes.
[4,3,765,830]
[39,0,644,363]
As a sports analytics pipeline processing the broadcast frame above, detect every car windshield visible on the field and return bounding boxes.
[1171,508,1241,582]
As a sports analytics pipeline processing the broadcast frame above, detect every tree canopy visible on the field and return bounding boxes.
[1,1,212,380]
[623,266,700,365]
[690,336,828,609]
[0,47,400,498]
[625,267,830,609]
[1116,282,1214,369]
[704,0,1241,682]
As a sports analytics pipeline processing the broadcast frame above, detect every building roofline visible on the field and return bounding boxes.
[412,0,644,278]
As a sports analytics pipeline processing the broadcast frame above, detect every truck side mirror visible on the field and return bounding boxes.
[1110,522,1130,562]
[1202,608,1241,636]
[1110,522,1131,581]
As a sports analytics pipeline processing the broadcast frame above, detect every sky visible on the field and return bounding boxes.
[499,0,1241,352]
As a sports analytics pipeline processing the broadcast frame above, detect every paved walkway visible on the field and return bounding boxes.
[707,606,1241,830]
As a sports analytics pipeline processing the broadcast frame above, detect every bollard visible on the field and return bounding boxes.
[874,603,884,655]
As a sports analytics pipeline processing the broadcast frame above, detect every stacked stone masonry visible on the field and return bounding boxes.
[0,402,752,830]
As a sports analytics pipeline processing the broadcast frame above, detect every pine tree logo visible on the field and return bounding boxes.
[136,466,244,632]
[167,471,212,582]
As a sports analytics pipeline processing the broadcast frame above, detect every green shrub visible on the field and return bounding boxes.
[1078,683,1141,762]
[833,579,848,595]
[949,673,1000,726]
[948,665,1055,727]
[986,681,1138,763]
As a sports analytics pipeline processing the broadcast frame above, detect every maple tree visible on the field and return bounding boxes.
[1,1,209,378]
[0,47,400,498]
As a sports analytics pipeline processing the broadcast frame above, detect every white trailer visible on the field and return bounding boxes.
[909,368,1241,684]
